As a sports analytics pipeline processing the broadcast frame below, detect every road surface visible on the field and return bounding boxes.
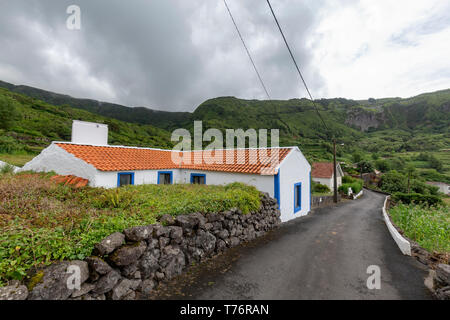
[150,190,432,300]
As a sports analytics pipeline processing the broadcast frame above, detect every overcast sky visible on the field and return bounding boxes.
[0,0,449,111]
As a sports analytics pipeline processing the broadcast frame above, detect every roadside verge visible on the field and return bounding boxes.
[382,195,411,256]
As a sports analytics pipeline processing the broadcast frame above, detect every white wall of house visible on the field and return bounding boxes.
[23,144,312,223]
[278,148,311,222]
[93,168,185,188]
[22,143,98,182]
[72,120,108,145]
[312,175,342,192]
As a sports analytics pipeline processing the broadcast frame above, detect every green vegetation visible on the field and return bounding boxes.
[0,173,261,285]
[379,170,440,195]
[312,181,331,195]
[0,87,173,166]
[392,193,443,207]
[389,204,449,253]
[1,80,448,170]
[338,176,363,194]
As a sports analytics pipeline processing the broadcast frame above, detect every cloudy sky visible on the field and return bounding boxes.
[0,0,449,111]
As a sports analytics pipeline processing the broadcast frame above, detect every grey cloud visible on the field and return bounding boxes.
[0,0,328,111]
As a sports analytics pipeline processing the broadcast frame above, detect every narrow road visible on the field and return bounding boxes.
[151,190,432,300]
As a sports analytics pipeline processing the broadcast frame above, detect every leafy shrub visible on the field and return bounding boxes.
[380,170,408,193]
[342,175,355,184]
[313,182,330,194]
[0,136,24,154]
[339,176,363,194]
[0,163,15,175]
[389,204,449,253]
[0,174,261,285]
[392,193,443,207]
[97,188,134,209]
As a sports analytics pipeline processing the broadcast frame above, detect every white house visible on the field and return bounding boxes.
[23,121,312,222]
[311,162,343,192]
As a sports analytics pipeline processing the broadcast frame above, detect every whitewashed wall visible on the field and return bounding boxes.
[93,169,182,188]
[178,169,274,196]
[22,144,98,182]
[312,175,342,191]
[278,148,311,222]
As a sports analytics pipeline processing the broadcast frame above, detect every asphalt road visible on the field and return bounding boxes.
[151,190,432,300]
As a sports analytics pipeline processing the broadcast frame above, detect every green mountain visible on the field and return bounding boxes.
[0,80,449,170]
[0,87,173,156]
[0,80,189,130]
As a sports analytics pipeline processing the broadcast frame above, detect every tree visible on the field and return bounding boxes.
[352,152,363,164]
[0,95,20,130]
[357,160,374,178]
[429,155,443,172]
[375,159,390,172]
[380,171,408,194]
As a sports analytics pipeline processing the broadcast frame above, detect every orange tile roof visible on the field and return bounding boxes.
[56,143,292,175]
[50,174,89,188]
[311,162,334,178]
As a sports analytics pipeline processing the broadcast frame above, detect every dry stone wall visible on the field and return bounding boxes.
[2,193,280,300]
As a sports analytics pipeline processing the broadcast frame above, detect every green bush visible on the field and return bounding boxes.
[389,204,449,253]
[0,175,261,285]
[0,163,15,175]
[0,136,24,154]
[339,180,363,194]
[392,192,443,206]
[313,182,330,194]
[342,175,355,183]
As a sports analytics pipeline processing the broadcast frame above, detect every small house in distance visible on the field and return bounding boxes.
[311,162,343,192]
[23,121,312,222]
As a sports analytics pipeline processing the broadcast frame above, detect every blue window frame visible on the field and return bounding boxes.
[117,172,134,187]
[274,170,280,209]
[190,173,206,184]
[294,182,302,213]
[157,171,173,184]
[309,171,312,211]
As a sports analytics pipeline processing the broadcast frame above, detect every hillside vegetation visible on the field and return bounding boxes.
[0,87,173,158]
[0,81,448,182]
[0,172,260,285]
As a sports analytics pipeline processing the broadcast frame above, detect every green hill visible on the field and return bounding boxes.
[0,81,448,180]
[0,87,173,164]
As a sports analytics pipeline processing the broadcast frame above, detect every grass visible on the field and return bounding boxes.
[0,153,36,167]
[0,173,261,286]
[389,203,449,254]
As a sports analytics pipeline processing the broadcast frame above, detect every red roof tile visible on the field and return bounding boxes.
[56,143,293,175]
[50,174,89,188]
[311,162,334,178]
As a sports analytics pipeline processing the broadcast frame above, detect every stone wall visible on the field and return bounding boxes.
[311,194,341,208]
[1,193,280,300]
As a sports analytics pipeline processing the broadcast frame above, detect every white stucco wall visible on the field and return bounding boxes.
[72,120,108,145]
[22,143,98,182]
[93,168,184,188]
[312,175,342,192]
[278,148,311,222]
[177,169,274,196]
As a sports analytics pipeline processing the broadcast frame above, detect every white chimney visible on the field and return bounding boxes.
[71,120,108,145]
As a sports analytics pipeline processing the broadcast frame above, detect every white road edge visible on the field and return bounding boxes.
[382,195,411,256]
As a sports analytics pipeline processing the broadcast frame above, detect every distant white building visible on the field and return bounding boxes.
[23,121,312,222]
[426,181,450,195]
[311,162,343,192]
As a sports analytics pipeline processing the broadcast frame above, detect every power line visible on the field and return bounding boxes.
[265,0,330,134]
[223,0,271,100]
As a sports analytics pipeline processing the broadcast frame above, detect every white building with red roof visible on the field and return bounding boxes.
[23,121,312,222]
[311,162,344,192]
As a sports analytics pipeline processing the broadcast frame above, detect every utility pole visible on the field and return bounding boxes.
[333,139,338,203]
